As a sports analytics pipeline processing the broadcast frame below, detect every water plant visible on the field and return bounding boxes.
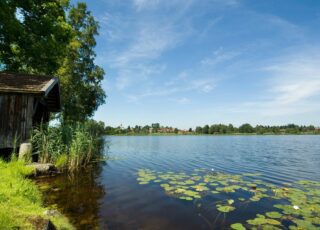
[31,121,105,172]
[136,168,320,229]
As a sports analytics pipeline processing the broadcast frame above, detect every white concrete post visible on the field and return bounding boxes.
[19,143,32,161]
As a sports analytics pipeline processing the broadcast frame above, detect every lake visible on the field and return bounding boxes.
[36,135,320,229]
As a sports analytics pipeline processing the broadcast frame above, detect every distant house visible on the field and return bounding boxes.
[0,73,61,150]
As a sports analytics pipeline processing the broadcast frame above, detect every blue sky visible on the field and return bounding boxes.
[80,0,320,129]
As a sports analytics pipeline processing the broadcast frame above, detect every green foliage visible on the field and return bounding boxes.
[55,153,68,170]
[0,0,72,74]
[31,120,104,172]
[31,123,66,163]
[0,1,105,123]
[0,160,73,229]
[58,2,105,122]
[239,123,254,133]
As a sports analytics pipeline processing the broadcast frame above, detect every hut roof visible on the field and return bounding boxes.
[0,72,61,112]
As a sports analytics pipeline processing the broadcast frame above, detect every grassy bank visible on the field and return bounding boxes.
[0,159,74,229]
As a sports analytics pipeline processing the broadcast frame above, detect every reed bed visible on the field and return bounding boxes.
[31,121,104,172]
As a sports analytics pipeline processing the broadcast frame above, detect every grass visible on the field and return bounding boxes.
[0,159,74,229]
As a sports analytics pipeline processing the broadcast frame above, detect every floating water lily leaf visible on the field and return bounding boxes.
[247,215,281,226]
[265,212,282,219]
[194,185,208,192]
[230,223,246,230]
[228,199,234,205]
[216,205,235,213]
[291,219,318,230]
[185,180,195,184]
[210,183,219,186]
[136,168,320,229]
[139,181,149,185]
[160,183,170,188]
[250,196,261,202]
[261,225,282,230]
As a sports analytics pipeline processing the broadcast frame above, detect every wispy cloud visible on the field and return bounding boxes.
[238,47,320,117]
[133,0,160,10]
[211,0,239,7]
[126,76,216,103]
[175,97,190,104]
[133,0,195,11]
[201,47,241,67]
[115,64,166,90]
[112,25,179,67]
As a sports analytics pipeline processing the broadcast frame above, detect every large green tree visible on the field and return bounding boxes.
[58,2,105,122]
[0,1,106,122]
[0,0,72,74]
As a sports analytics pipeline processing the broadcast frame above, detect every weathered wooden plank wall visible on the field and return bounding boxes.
[0,94,34,148]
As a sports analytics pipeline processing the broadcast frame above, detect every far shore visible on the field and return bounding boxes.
[106,132,320,136]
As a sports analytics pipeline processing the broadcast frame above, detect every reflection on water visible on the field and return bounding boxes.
[36,135,320,229]
[36,163,106,229]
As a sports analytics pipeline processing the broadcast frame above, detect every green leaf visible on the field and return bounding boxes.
[265,212,282,219]
[231,223,246,230]
[216,205,235,213]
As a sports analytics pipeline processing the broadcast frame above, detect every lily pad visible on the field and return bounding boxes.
[231,223,246,230]
[216,205,235,213]
[265,212,282,219]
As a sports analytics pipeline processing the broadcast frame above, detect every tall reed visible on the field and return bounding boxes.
[31,120,104,172]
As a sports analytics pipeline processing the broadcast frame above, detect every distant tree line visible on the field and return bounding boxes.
[105,123,179,135]
[195,123,319,134]
[104,123,320,135]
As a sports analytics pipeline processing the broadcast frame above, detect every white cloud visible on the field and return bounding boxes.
[115,64,166,90]
[201,48,241,66]
[126,76,216,102]
[175,97,190,104]
[133,0,238,11]
[133,0,195,11]
[103,3,194,90]
[211,0,239,6]
[112,26,178,67]
[133,0,160,10]
[238,47,320,117]
[190,79,216,93]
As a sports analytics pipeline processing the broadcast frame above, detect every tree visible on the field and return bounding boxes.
[227,124,234,133]
[58,2,105,122]
[0,0,72,74]
[209,125,215,134]
[195,126,202,134]
[239,123,254,133]
[203,125,209,134]
[0,1,106,123]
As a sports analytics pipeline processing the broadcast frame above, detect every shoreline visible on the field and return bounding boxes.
[105,133,320,136]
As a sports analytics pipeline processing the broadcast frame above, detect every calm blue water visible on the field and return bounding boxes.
[38,135,320,229]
